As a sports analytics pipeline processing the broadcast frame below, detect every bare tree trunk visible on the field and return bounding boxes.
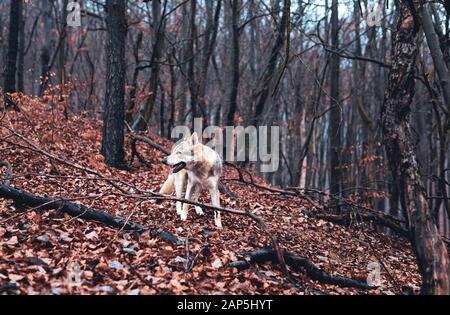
[225,0,240,126]
[197,0,221,120]
[168,47,176,135]
[127,31,143,123]
[252,0,289,126]
[421,2,450,113]
[180,2,190,125]
[0,15,4,87]
[17,0,24,93]
[101,0,127,169]
[328,0,341,206]
[159,79,165,136]
[187,0,199,123]
[4,0,22,93]
[133,0,165,131]
[381,0,449,295]
[59,0,68,101]
[39,0,52,96]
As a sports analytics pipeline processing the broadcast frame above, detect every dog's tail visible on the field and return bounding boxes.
[156,174,175,204]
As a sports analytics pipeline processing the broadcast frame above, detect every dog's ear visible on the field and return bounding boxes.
[191,132,199,145]
[183,132,191,142]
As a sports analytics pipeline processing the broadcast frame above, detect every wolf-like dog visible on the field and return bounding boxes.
[159,132,223,228]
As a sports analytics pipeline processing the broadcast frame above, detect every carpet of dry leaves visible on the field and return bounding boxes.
[0,95,421,295]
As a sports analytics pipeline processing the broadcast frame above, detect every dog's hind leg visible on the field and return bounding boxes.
[191,185,204,216]
[156,174,175,204]
[210,185,222,229]
[181,180,194,221]
[159,175,175,195]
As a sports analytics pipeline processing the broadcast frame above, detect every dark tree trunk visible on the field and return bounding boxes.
[39,0,52,96]
[0,16,3,88]
[159,80,165,136]
[168,47,176,135]
[127,31,143,124]
[59,0,68,102]
[252,0,289,126]
[133,0,164,131]
[101,0,127,169]
[329,0,341,206]
[197,0,221,120]
[421,2,450,113]
[225,0,240,126]
[381,0,449,295]
[3,0,22,93]
[187,0,199,122]
[17,0,24,93]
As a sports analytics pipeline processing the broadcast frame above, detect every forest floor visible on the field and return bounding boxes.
[0,95,421,295]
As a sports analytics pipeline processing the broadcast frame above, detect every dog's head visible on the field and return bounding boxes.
[162,132,201,173]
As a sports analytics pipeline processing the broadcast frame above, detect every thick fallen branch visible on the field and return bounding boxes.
[0,184,145,231]
[0,282,19,293]
[229,248,374,290]
[0,183,187,245]
[151,230,184,245]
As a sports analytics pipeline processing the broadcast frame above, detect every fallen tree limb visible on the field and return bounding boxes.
[0,184,145,231]
[0,183,186,245]
[225,174,409,240]
[229,248,374,290]
[151,230,185,245]
[222,164,320,207]
[0,282,19,293]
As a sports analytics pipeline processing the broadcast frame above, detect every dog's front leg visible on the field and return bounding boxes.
[210,186,222,229]
[181,180,194,221]
[174,174,185,215]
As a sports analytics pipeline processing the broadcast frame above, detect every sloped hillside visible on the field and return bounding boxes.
[0,95,420,295]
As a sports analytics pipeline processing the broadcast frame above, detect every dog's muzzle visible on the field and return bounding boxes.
[162,157,186,173]
[171,162,186,173]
